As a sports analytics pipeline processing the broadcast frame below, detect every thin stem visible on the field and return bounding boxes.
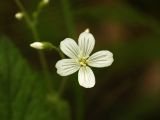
[51,45,65,59]
[32,1,45,25]
[15,0,53,93]
[58,77,68,97]
[60,1,85,120]
[57,0,76,97]
[31,26,53,92]
[15,0,33,28]
[61,0,75,37]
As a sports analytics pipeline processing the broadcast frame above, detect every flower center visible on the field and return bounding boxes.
[79,58,88,67]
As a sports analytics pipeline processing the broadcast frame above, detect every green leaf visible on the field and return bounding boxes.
[0,36,71,120]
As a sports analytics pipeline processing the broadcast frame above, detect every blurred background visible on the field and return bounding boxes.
[0,0,160,120]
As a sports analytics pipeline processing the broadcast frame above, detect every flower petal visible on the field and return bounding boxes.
[55,59,80,76]
[78,66,95,88]
[78,31,95,58]
[60,38,79,59]
[87,50,114,68]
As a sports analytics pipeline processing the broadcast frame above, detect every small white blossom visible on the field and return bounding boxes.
[15,12,23,20]
[30,42,44,50]
[55,29,114,88]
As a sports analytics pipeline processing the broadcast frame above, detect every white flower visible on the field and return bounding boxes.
[56,29,114,88]
[30,42,44,50]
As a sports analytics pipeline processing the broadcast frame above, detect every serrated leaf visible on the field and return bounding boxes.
[0,36,71,120]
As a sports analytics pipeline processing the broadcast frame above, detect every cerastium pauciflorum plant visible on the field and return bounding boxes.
[15,0,114,100]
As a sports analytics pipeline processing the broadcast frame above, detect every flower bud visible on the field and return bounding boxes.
[30,42,44,50]
[30,42,54,50]
[84,28,90,33]
[15,12,24,20]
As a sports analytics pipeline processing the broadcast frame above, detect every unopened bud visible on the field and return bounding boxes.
[85,28,90,33]
[15,12,24,20]
[30,42,44,50]
[30,41,54,50]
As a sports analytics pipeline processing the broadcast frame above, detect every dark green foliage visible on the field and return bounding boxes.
[0,37,71,120]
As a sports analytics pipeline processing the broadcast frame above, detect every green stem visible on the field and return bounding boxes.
[15,0,66,96]
[58,77,68,97]
[61,0,75,37]
[31,26,53,92]
[60,1,85,120]
[57,0,76,98]
[15,0,53,93]
[51,46,65,59]
[15,0,32,28]
[32,0,45,25]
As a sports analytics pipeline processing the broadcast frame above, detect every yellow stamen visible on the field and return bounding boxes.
[79,58,88,67]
